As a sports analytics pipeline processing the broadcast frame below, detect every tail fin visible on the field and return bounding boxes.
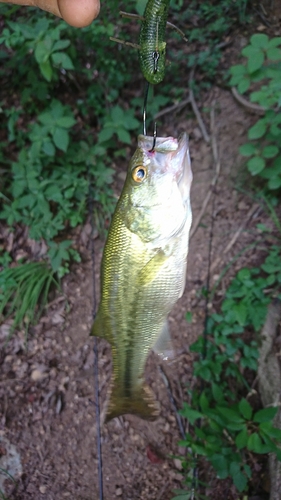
[105,382,159,423]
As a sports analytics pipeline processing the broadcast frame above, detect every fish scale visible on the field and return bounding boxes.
[91,133,192,421]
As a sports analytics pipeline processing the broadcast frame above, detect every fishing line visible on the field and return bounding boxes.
[88,170,104,500]
[191,103,218,498]
[143,80,150,136]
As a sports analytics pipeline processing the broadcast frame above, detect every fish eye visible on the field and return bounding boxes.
[132,166,147,183]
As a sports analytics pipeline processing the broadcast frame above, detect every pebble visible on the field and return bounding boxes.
[174,458,183,470]
[39,485,47,494]
[31,369,47,382]
[115,487,123,496]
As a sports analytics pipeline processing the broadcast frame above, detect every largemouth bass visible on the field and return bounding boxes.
[91,133,192,421]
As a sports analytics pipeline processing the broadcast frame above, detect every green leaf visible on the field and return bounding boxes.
[239,398,252,420]
[262,145,279,158]
[53,127,69,152]
[247,432,263,452]
[247,156,265,175]
[117,128,131,144]
[39,60,53,82]
[217,407,244,423]
[185,311,192,323]
[248,120,267,139]
[212,383,224,403]
[238,78,250,94]
[233,303,247,325]
[253,407,278,423]
[42,140,55,156]
[199,391,209,412]
[235,428,248,449]
[230,64,246,76]
[259,422,281,439]
[111,106,124,122]
[250,33,269,49]
[38,111,54,126]
[192,443,208,456]
[51,52,74,70]
[210,454,228,479]
[98,127,114,142]
[268,37,281,48]
[267,47,281,61]
[35,40,51,63]
[52,39,71,51]
[268,176,281,190]
[239,143,257,156]
[232,470,247,492]
[242,46,264,73]
[56,116,76,128]
[179,404,202,424]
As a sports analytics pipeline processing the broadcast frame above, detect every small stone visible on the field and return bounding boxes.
[174,458,183,470]
[39,485,47,494]
[116,488,123,496]
[31,369,47,382]
[238,200,247,210]
[164,422,170,433]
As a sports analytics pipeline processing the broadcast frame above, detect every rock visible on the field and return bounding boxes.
[115,487,123,496]
[39,485,47,494]
[174,458,183,470]
[31,365,48,382]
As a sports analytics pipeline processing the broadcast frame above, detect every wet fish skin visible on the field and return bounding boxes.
[91,133,192,421]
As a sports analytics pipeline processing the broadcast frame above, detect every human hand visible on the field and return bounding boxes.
[0,0,100,27]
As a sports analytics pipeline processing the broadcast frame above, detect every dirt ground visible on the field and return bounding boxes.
[0,87,275,499]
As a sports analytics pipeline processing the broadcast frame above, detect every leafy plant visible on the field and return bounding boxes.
[98,105,139,145]
[230,34,281,191]
[174,243,281,496]
[170,0,250,85]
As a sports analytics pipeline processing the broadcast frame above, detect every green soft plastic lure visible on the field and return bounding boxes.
[111,0,187,85]
[139,0,170,84]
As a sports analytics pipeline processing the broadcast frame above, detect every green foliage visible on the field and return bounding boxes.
[230,34,281,191]
[176,244,281,495]
[98,105,139,145]
[171,0,249,85]
[0,262,59,336]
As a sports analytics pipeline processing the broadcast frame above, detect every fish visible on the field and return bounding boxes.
[91,133,192,422]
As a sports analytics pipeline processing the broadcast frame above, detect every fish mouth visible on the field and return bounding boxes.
[138,135,178,153]
[137,133,192,198]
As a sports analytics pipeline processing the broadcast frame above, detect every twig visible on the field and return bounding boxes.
[155,481,170,500]
[154,96,190,120]
[209,204,260,275]
[190,102,220,240]
[189,68,210,144]
[158,365,185,440]
[231,87,265,115]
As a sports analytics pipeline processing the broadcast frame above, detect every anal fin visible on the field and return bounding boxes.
[153,321,174,361]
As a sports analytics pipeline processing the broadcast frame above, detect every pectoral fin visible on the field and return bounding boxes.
[139,250,168,286]
[90,311,113,345]
[153,321,174,360]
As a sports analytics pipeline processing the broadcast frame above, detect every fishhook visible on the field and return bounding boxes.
[142,82,157,151]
